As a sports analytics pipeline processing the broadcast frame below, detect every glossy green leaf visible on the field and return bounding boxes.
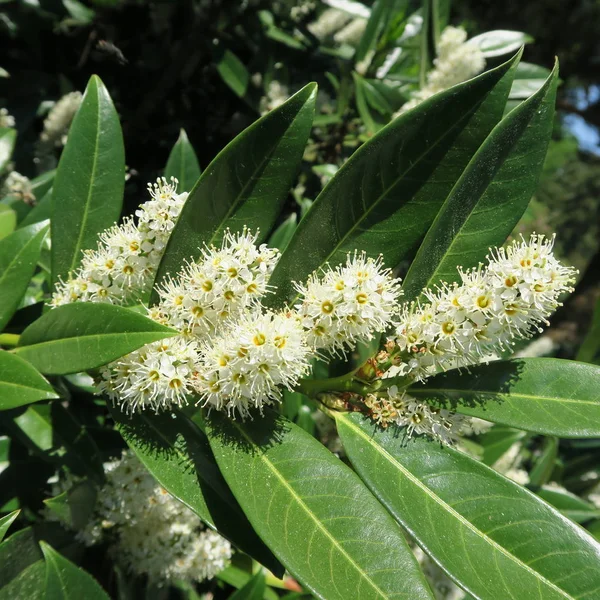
[0,509,19,543]
[216,49,250,98]
[0,560,45,600]
[0,206,16,240]
[268,213,297,252]
[477,425,527,466]
[40,542,109,600]
[0,351,58,411]
[0,222,49,331]
[510,62,551,100]
[336,412,600,600]
[266,52,520,308]
[164,129,202,192]
[217,566,278,600]
[229,571,266,600]
[409,358,600,438]
[152,83,316,302]
[402,63,557,299]
[0,128,16,173]
[529,436,559,486]
[471,30,534,58]
[43,480,96,530]
[15,303,176,374]
[109,407,282,576]
[205,410,435,600]
[50,75,125,287]
[536,485,600,524]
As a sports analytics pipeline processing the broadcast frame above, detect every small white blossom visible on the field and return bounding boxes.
[396,26,485,115]
[0,108,15,128]
[39,91,82,148]
[2,171,34,203]
[51,177,188,306]
[259,81,290,115]
[295,252,402,355]
[194,309,311,418]
[333,17,367,46]
[98,336,199,413]
[393,235,576,382]
[307,8,351,40]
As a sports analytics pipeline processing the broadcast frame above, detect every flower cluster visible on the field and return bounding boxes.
[295,253,403,355]
[0,107,15,128]
[393,235,576,382]
[333,17,368,46]
[48,451,232,583]
[396,26,485,115]
[2,171,34,204]
[51,178,188,306]
[307,8,352,40]
[194,309,310,417]
[259,81,290,115]
[39,91,82,149]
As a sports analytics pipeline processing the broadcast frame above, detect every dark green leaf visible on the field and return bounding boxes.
[336,412,600,600]
[50,75,125,287]
[0,560,45,600]
[164,129,202,192]
[577,296,600,363]
[109,407,283,576]
[0,351,57,411]
[477,425,527,466]
[40,542,109,600]
[402,62,557,299]
[43,480,97,530]
[0,222,49,331]
[216,49,250,98]
[470,30,534,58]
[409,358,600,438]
[152,83,317,302]
[268,214,297,252]
[0,128,16,173]
[536,485,600,523]
[20,188,52,228]
[0,509,19,543]
[529,436,558,486]
[228,571,266,600]
[266,52,520,308]
[510,62,551,100]
[205,410,434,600]
[15,303,176,374]
[217,566,278,600]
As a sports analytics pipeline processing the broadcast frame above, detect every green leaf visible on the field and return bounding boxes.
[0,561,45,600]
[409,358,600,438]
[536,485,600,524]
[109,407,283,576]
[0,128,16,173]
[268,213,297,252]
[205,410,435,600]
[151,83,317,303]
[43,480,96,530]
[336,412,600,600]
[577,296,600,363]
[229,571,266,600]
[510,62,551,100]
[0,351,57,411]
[0,510,19,543]
[0,206,16,240]
[529,436,558,486]
[470,30,534,58]
[477,425,527,466]
[265,52,520,309]
[20,188,52,228]
[50,75,125,287]
[216,49,250,98]
[0,222,49,331]
[402,62,557,300]
[15,303,176,375]
[164,129,202,192]
[40,542,109,600]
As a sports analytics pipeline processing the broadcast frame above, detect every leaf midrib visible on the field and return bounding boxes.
[338,414,573,600]
[231,420,392,600]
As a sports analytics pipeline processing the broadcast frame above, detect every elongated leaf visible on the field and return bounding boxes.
[510,62,551,100]
[529,436,558,486]
[0,561,45,600]
[0,510,19,543]
[164,129,202,192]
[577,296,600,363]
[471,30,533,58]
[265,52,521,308]
[20,189,52,227]
[43,480,96,530]
[205,410,434,600]
[40,542,109,600]
[51,75,125,287]
[536,485,600,524]
[0,128,16,173]
[229,571,266,600]
[110,407,282,575]
[0,222,48,331]
[152,83,317,303]
[0,351,58,411]
[268,213,297,252]
[409,358,600,438]
[216,49,250,98]
[478,425,527,466]
[0,206,16,240]
[402,63,557,299]
[336,412,600,600]
[15,303,176,374]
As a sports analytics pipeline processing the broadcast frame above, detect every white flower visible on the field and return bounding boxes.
[155,229,280,337]
[392,235,576,382]
[51,177,188,307]
[295,252,402,355]
[395,26,485,115]
[74,451,232,583]
[259,81,290,115]
[39,91,82,148]
[307,8,351,40]
[0,108,15,128]
[2,171,34,203]
[194,309,311,418]
[333,18,367,46]
[98,336,199,413]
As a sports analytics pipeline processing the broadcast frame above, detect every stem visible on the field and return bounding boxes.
[0,333,20,347]
[296,373,380,398]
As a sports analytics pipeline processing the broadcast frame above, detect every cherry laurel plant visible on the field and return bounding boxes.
[2,49,600,600]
